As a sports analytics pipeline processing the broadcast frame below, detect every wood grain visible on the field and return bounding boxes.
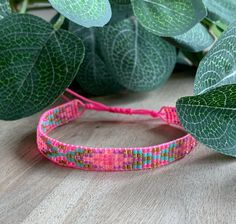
[0,72,235,224]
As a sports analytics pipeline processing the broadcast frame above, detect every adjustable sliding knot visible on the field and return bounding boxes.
[67,89,165,120]
[83,102,165,119]
[108,107,133,115]
[108,106,164,119]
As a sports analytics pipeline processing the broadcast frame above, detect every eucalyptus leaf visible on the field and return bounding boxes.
[98,18,177,91]
[0,0,11,19]
[194,23,236,95]
[69,22,123,95]
[176,84,236,156]
[131,0,207,37]
[49,0,112,28]
[0,14,84,120]
[170,23,214,52]
[203,0,236,24]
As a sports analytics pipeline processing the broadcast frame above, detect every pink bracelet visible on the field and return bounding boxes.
[37,89,197,171]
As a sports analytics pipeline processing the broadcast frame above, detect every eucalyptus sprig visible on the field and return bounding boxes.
[0,0,235,156]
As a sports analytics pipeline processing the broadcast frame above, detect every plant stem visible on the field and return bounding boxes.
[19,0,29,14]
[215,21,227,31]
[53,14,65,30]
[211,25,222,38]
[202,17,227,38]
[202,17,212,28]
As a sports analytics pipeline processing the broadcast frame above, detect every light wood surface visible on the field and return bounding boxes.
[0,72,235,224]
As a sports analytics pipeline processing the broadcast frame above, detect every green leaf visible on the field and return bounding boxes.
[0,0,11,19]
[48,0,112,28]
[69,22,123,95]
[194,23,236,95]
[176,84,236,157]
[170,23,214,52]
[130,0,207,37]
[203,0,236,24]
[0,14,84,120]
[97,18,177,91]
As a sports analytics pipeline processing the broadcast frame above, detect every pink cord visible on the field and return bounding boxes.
[36,89,197,171]
[65,89,166,120]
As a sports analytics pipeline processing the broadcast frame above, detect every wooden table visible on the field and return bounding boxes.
[0,71,235,224]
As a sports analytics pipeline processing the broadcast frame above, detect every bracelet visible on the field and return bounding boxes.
[37,89,197,171]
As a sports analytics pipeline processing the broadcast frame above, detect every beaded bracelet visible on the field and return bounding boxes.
[37,89,197,171]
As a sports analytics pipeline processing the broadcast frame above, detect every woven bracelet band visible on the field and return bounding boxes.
[37,89,197,171]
